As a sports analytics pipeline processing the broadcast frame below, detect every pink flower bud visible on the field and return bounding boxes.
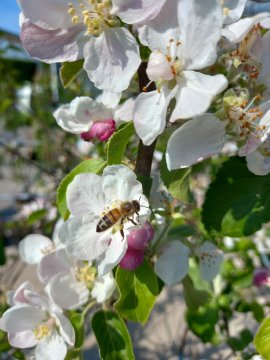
[253,268,270,287]
[119,248,144,271]
[127,222,154,251]
[81,119,116,142]
[146,50,174,81]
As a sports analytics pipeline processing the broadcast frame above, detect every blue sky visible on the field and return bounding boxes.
[0,0,20,34]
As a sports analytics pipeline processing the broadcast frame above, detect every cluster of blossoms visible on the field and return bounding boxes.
[3,0,270,357]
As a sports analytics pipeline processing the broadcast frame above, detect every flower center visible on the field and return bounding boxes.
[220,0,230,16]
[41,243,56,255]
[75,264,96,286]
[68,0,118,35]
[33,324,50,340]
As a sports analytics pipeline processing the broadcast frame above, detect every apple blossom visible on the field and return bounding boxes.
[0,285,75,360]
[54,94,134,142]
[133,0,228,145]
[58,165,151,275]
[253,268,270,286]
[18,0,141,92]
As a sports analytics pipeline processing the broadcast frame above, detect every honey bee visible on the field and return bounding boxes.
[96,200,140,237]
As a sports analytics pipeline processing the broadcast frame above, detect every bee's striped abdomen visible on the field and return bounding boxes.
[96,208,122,232]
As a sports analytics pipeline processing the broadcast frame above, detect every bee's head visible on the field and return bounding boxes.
[132,200,140,212]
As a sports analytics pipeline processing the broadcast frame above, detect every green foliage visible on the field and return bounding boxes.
[92,310,135,360]
[228,329,253,351]
[107,122,134,165]
[0,238,5,265]
[137,175,152,197]
[186,302,219,343]
[69,313,85,349]
[57,159,106,218]
[60,60,84,88]
[27,209,48,226]
[65,350,83,360]
[254,317,270,360]
[202,157,270,236]
[160,156,191,203]
[114,260,159,324]
[182,276,211,312]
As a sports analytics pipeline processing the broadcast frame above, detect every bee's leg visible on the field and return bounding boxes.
[128,218,138,226]
[120,218,125,239]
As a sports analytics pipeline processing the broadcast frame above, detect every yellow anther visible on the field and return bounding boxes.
[76,265,97,286]
[33,325,50,341]
[223,7,230,16]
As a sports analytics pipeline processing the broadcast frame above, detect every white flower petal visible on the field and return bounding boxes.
[53,105,90,134]
[19,234,52,264]
[170,71,228,121]
[91,272,116,303]
[166,115,227,170]
[20,18,84,64]
[111,0,166,25]
[59,215,110,261]
[246,151,270,175]
[114,97,135,123]
[223,0,247,25]
[66,173,105,217]
[8,281,33,306]
[70,97,113,124]
[154,241,190,285]
[8,330,37,349]
[47,272,89,310]
[83,27,140,92]
[102,165,142,203]
[195,242,223,282]
[52,218,65,247]
[37,249,72,284]
[97,233,128,276]
[35,332,67,360]
[178,0,223,70]
[238,133,262,156]
[54,313,75,346]
[134,90,168,146]
[0,305,46,333]
[222,12,270,43]
[96,91,122,109]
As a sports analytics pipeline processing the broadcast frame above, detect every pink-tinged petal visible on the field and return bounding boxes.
[238,133,262,156]
[0,305,46,333]
[53,105,91,134]
[54,313,75,346]
[66,173,105,217]
[111,0,166,25]
[83,27,140,92]
[114,97,135,123]
[127,222,154,250]
[18,0,72,30]
[222,12,270,42]
[20,18,84,64]
[70,97,113,124]
[223,0,247,25]
[10,281,33,306]
[81,120,116,142]
[253,268,270,287]
[134,90,168,146]
[8,330,37,349]
[178,0,223,70]
[119,248,144,271]
[35,332,67,360]
[58,215,111,261]
[246,150,270,175]
[19,234,52,265]
[195,242,223,282]
[102,165,142,203]
[171,71,228,121]
[166,115,227,170]
[91,272,116,303]
[96,233,128,276]
[47,272,89,310]
[154,241,190,285]
[37,249,72,284]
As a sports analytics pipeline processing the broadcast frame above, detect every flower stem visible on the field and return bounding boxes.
[135,62,157,178]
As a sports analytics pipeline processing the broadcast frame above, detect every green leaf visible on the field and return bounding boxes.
[57,159,106,218]
[107,122,134,165]
[69,313,84,349]
[160,155,191,203]
[137,175,152,197]
[60,60,84,88]
[27,209,47,226]
[182,276,211,312]
[92,310,135,360]
[186,303,219,343]
[0,238,5,265]
[254,317,270,359]
[228,330,253,351]
[114,260,159,324]
[202,157,270,236]
[12,350,25,360]
[65,350,83,360]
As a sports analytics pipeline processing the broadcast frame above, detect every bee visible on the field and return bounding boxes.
[96,200,140,238]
